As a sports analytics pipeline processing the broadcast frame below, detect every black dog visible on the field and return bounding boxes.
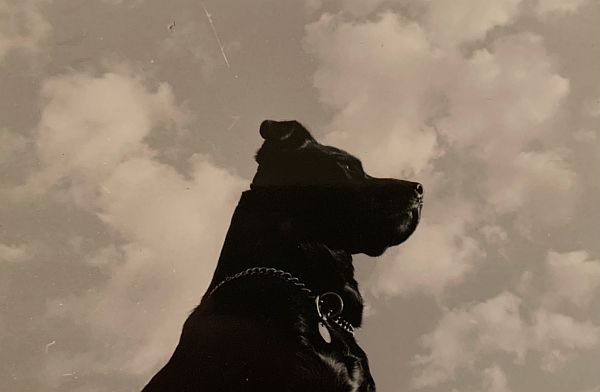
[142,120,423,391]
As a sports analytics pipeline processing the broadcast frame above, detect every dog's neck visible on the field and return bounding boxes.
[209,192,335,284]
[205,191,364,326]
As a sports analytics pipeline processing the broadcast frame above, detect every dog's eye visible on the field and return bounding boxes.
[340,163,357,174]
[339,162,361,174]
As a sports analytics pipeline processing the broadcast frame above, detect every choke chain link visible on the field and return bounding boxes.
[208,267,314,297]
[208,266,354,335]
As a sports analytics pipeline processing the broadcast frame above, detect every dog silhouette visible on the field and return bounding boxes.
[142,120,423,391]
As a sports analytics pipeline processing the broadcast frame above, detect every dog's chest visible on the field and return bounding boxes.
[318,351,366,392]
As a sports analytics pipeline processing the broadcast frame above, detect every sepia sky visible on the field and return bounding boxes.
[1,1,599,391]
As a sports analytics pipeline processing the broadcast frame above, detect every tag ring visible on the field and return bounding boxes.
[316,292,344,319]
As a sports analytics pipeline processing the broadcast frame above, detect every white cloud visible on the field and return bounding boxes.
[12,70,185,201]
[482,365,512,392]
[304,11,441,178]
[576,386,600,392]
[535,0,590,16]
[481,225,508,245]
[370,219,483,298]
[333,0,389,17]
[424,0,523,49]
[304,12,571,188]
[439,33,569,154]
[0,128,28,165]
[16,69,246,385]
[435,33,574,225]
[101,0,144,5]
[583,98,600,118]
[86,244,124,267]
[531,309,599,372]
[302,5,594,390]
[0,242,32,262]
[412,288,599,388]
[543,250,600,309]
[304,6,575,302]
[0,0,52,63]
[574,128,596,142]
[484,148,578,223]
[46,154,245,378]
[412,292,526,388]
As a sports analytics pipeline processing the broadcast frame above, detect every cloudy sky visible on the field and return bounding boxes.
[1,0,598,391]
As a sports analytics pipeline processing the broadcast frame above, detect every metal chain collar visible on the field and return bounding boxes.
[208,267,355,335]
[208,267,313,297]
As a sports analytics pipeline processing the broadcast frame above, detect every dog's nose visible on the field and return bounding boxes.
[415,183,424,197]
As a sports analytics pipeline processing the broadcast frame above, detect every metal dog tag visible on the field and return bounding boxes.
[318,321,331,343]
[316,294,338,344]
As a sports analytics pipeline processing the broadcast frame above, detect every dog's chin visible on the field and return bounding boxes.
[358,207,421,257]
[389,207,420,245]
[363,246,388,257]
[381,207,422,249]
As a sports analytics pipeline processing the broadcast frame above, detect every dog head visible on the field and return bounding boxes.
[250,120,423,256]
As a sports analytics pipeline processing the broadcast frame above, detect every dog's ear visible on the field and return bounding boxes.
[259,120,315,147]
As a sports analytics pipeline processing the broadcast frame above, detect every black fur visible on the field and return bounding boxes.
[142,120,423,391]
